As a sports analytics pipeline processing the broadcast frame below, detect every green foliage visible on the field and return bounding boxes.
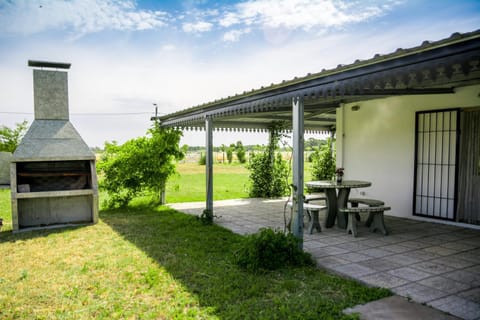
[0,120,28,153]
[198,152,206,165]
[235,228,315,272]
[235,141,247,163]
[247,123,289,198]
[311,138,336,181]
[198,209,213,225]
[97,124,184,208]
[226,144,234,164]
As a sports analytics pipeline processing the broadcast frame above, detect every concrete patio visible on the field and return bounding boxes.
[170,198,480,320]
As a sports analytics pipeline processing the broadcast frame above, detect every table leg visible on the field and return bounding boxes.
[324,189,337,228]
[337,188,350,229]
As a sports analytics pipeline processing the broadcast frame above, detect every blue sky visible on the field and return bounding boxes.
[0,0,479,147]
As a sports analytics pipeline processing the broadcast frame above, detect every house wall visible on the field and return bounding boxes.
[336,84,480,218]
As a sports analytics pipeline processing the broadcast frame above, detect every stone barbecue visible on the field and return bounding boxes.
[10,60,98,231]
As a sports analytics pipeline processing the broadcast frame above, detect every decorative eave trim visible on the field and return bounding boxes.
[155,30,480,130]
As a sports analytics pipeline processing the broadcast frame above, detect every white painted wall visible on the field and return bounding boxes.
[337,84,480,218]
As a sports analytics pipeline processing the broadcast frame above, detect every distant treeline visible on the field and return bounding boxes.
[91,138,328,153]
[184,138,328,152]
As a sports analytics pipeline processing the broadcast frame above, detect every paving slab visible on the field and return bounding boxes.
[344,295,460,320]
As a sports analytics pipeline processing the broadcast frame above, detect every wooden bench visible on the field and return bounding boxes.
[348,198,385,225]
[288,202,326,234]
[340,206,390,237]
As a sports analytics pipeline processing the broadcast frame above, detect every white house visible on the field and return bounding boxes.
[155,30,480,231]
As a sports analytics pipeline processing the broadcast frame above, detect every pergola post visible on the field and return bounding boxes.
[205,117,213,213]
[292,96,304,247]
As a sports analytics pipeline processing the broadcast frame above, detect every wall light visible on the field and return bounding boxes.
[351,105,360,111]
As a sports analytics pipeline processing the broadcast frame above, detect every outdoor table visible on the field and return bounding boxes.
[305,180,371,229]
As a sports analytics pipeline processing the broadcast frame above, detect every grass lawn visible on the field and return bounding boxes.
[165,161,315,203]
[166,163,250,203]
[0,189,390,319]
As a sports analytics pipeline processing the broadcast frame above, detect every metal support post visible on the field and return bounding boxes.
[292,96,304,247]
[205,117,214,213]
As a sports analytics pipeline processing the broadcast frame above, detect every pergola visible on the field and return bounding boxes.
[153,30,480,246]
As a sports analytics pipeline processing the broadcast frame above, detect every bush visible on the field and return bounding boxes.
[235,141,247,164]
[198,153,206,165]
[247,123,289,198]
[97,124,184,208]
[310,138,336,181]
[235,228,315,272]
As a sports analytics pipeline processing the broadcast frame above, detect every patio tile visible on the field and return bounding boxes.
[418,236,447,245]
[411,261,455,275]
[316,256,349,268]
[444,270,480,286]
[454,250,480,264]
[419,276,471,294]
[317,236,351,245]
[466,265,480,275]
[431,256,476,269]
[303,240,330,249]
[399,240,434,249]
[357,248,393,258]
[334,263,377,278]
[359,272,410,288]
[379,244,412,254]
[404,249,442,261]
[439,241,477,252]
[458,287,480,304]
[335,241,372,251]
[310,245,351,257]
[341,252,373,263]
[428,233,468,242]
[388,267,433,281]
[458,236,480,246]
[393,283,449,303]
[422,246,458,257]
[386,253,424,266]
[428,295,480,320]
[356,239,388,248]
[359,258,404,272]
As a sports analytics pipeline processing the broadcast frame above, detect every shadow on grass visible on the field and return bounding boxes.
[0,223,87,243]
[101,203,390,320]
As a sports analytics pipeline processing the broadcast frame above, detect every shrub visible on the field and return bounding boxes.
[247,123,289,198]
[98,124,184,208]
[310,138,336,181]
[235,228,315,272]
[235,141,247,164]
[198,153,206,165]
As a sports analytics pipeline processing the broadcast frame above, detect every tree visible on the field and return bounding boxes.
[226,143,235,163]
[220,144,226,163]
[0,120,28,153]
[97,124,185,208]
[235,141,247,163]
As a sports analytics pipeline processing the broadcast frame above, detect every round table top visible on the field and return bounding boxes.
[306,180,371,189]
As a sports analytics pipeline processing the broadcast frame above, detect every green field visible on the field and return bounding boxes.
[165,161,314,203]
[165,163,250,203]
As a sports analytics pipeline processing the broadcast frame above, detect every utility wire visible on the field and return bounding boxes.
[0,111,155,116]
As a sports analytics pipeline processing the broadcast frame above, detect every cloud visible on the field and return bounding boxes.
[0,0,169,37]
[182,20,213,33]
[223,28,251,42]
[218,0,397,32]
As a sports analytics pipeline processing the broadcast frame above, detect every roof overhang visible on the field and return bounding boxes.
[154,30,480,133]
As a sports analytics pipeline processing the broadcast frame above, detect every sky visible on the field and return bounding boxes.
[0,0,479,148]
